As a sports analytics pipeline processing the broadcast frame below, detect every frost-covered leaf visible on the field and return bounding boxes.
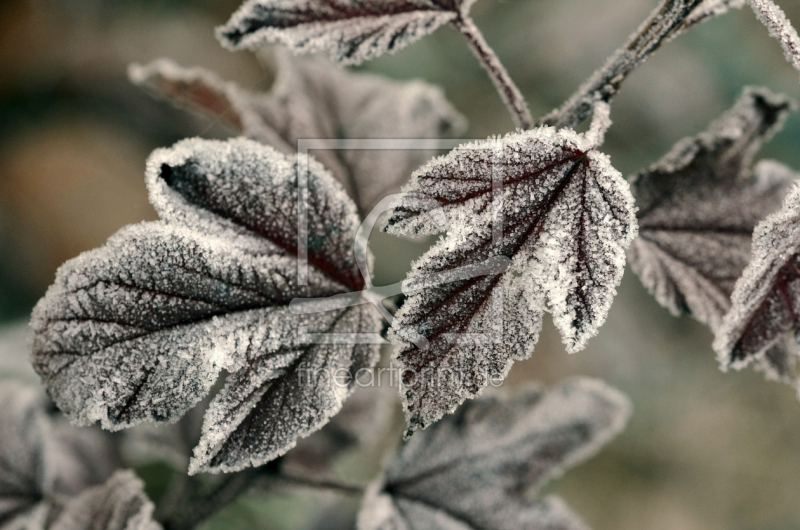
[284,383,396,474]
[31,138,382,474]
[0,382,117,528]
[357,378,631,530]
[748,0,800,75]
[714,183,800,373]
[629,87,796,332]
[49,471,160,530]
[129,55,465,215]
[383,126,637,432]
[217,0,475,64]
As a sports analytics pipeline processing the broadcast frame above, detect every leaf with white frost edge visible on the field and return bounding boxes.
[129,54,465,215]
[714,183,800,376]
[31,138,382,474]
[383,121,636,433]
[629,87,796,332]
[217,0,476,65]
[0,382,117,528]
[49,471,160,530]
[357,378,631,530]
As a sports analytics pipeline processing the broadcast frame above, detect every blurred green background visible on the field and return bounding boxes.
[3,1,800,529]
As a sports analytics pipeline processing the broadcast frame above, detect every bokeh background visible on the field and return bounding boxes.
[3,1,800,529]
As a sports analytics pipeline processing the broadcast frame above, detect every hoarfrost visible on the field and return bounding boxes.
[31,138,383,474]
[629,87,796,332]
[130,54,465,215]
[714,183,800,376]
[748,0,800,76]
[216,0,476,65]
[50,471,160,530]
[357,378,631,530]
[383,127,637,433]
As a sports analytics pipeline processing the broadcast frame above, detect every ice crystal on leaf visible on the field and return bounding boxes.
[748,0,800,76]
[383,121,637,433]
[216,0,476,65]
[0,381,118,528]
[629,87,796,332]
[129,54,465,215]
[357,378,631,530]
[714,183,800,377]
[31,138,382,474]
[49,471,160,530]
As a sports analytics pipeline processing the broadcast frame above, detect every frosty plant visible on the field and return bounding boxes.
[4,0,800,529]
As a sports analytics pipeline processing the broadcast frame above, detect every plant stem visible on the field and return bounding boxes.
[453,17,533,130]
[161,468,264,530]
[539,0,706,130]
[259,473,366,496]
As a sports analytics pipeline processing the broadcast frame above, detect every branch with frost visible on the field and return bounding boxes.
[748,0,800,75]
[540,0,744,129]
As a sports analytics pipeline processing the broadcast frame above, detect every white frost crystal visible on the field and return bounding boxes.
[31,138,382,474]
[383,126,637,433]
[748,0,800,76]
[357,378,631,530]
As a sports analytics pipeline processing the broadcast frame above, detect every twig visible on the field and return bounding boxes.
[259,473,366,496]
[539,0,706,130]
[453,16,533,130]
[161,467,265,530]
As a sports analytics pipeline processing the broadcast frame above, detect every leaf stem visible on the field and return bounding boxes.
[258,473,366,496]
[539,0,706,130]
[160,467,266,530]
[453,16,533,130]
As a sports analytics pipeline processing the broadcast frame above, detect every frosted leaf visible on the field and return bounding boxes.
[217,0,476,65]
[0,382,117,528]
[714,183,800,373]
[748,0,800,75]
[49,471,160,530]
[383,127,637,432]
[283,383,396,474]
[130,55,466,215]
[357,378,631,530]
[629,87,796,332]
[31,138,382,473]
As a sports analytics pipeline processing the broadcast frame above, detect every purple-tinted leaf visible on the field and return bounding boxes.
[217,0,476,65]
[50,471,160,530]
[629,87,795,332]
[357,378,631,530]
[31,138,382,474]
[714,183,800,373]
[130,54,465,215]
[383,126,636,433]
